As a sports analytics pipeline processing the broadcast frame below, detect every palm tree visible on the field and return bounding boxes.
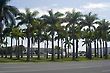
[11,26,22,59]
[92,27,101,57]
[106,34,110,59]
[74,25,82,58]
[63,26,70,58]
[0,35,5,58]
[42,27,51,59]
[0,0,19,55]
[3,28,11,58]
[81,12,98,59]
[97,19,110,59]
[0,0,19,33]
[55,24,65,59]
[3,24,16,59]
[81,29,92,58]
[17,8,39,61]
[20,30,25,58]
[55,33,60,59]
[41,10,63,61]
[59,28,67,59]
[55,25,67,59]
[91,29,98,57]
[64,38,72,58]
[31,18,46,59]
[65,10,82,60]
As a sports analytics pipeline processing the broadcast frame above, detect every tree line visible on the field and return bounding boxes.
[0,0,110,61]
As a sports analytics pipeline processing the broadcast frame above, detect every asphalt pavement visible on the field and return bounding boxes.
[0,60,110,73]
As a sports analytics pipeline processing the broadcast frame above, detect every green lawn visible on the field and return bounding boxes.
[0,56,110,63]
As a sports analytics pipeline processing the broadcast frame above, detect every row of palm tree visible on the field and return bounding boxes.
[0,0,110,61]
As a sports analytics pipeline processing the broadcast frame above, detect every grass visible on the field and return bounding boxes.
[0,56,110,63]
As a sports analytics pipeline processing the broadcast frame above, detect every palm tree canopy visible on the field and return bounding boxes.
[0,0,19,26]
[41,10,64,37]
[81,12,98,29]
[97,19,110,31]
[16,8,39,38]
[65,10,82,26]
[41,10,63,27]
[65,10,82,40]
[17,8,39,26]
[96,19,110,41]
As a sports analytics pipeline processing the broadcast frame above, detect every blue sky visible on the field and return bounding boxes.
[9,0,110,19]
[7,0,110,51]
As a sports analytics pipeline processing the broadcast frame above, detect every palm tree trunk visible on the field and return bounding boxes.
[102,41,105,57]
[57,37,60,59]
[15,38,17,58]
[46,39,48,59]
[100,40,102,58]
[72,38,75,60]
[1,50,3,58]
[27,25,31,61]
[51,32,54,61]
[87,42,92,59]
[94,40,97,57]
[97,39,99,57]
[61,39,63,59]
[30,42,32,58]
[21,39,23,58]
[1,49,3,58]
[68,44,69,58]
[86,44,88,58]
[89,43,92,59]
[64,44,67,58]
[27,37,30,61]
[17,37,20,59]
[37,36,40,60]
[105,41,108,59]
[10,36,13,59]
[76,39,79,58]
[30,44,33,58]
[5,37,7,58]
[31,37,33,58]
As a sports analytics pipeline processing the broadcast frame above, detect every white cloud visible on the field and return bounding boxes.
[83,3,110,9]
[19,8,48,16]
[19,7,81,16]
[53,8,81,13]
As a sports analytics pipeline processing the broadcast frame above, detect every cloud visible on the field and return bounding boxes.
[19,8,48,16]
[53,8,81,13]
[83,3,110,9]
[19,7,81,16]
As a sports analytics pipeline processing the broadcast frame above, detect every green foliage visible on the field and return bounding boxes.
[0,0,110,62]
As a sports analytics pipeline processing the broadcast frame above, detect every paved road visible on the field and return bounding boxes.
[0,60,110,73]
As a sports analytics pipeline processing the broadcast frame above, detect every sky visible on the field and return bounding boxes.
[7,0,110,51]
[9,0,110,19]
